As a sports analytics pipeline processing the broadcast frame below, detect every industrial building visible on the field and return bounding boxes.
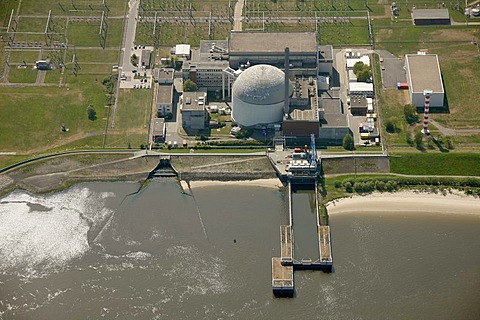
[348,82,374,97]
[412,9,450,25]
[141,49,152,69]
[283,77,320,137]
[152,118,166,143]
[232,64,292,128]
[156,84,174,117]
[317,94,350,144]
[182,60,230,92]
[180,91,208,130]
[405,53,445,108]
[228,32,319,75]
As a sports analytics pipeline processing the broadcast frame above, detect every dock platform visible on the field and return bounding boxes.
[318,226,333,272]
[280,225,293,265]
[272,258,294,296]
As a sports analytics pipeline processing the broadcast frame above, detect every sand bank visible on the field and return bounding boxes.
[327,191,480,216]
[188,178,283,190]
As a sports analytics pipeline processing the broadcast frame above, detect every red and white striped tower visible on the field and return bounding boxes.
[422,89,433,134]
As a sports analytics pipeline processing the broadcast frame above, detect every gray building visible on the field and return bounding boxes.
[154,68,174,84]
[180,92,208,130]
[182,60,230,91]
[156,84,174,117]
[405,53,444,108]
[152,118,166,143]
[141,49,152,69]
[228,32,319,75]
[412,9,450,25]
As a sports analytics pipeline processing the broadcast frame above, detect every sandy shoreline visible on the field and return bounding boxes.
[327,191,480,216]
[187,178,284,190]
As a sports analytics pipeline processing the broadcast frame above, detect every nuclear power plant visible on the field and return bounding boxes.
[231,64,292,128]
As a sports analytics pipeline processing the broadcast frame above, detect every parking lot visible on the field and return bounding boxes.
[377,50,407,89]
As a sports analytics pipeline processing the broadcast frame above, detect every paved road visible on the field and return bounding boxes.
[111,0,139,129]
[430,119,480,136]
[233,0,244,31]
[121,0,140,74]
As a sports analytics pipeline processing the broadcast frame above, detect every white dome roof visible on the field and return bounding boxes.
[232,65,290,106]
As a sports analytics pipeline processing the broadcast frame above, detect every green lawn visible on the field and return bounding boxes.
[8,67,38,83]
[67,19,124,47]
[390,153,480,176]
[8,50,41,64]
[102,89,152,148]
[0,75,110,152]
[18,0,126,16]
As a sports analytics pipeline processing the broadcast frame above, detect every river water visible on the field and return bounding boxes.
[0,180,479,319]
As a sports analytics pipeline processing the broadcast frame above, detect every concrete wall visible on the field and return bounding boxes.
[411,91,444,108]
[317,127,351,145]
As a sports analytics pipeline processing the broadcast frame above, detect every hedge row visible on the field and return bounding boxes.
[334,176,480,196]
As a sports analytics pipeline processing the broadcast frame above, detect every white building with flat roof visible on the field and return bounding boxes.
[405,53,444,108]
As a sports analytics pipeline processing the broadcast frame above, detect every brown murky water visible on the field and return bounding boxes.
[1,180,479,319]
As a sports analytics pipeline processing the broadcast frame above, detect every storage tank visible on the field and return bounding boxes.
[232,64,292,127]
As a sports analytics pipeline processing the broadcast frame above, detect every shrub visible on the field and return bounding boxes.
[342,133,355,151]
[334,181,342,188]
[404,104,419,124]
[344,182,353,193]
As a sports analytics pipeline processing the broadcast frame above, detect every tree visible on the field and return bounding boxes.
[131,54,138,67]
[342,133,355,151]
[183,79,198,92]
[385,116,399,133]
[87,105,97,121]
[353,61,372,82]
[356,67,372,82]
[414,131,424,148]
[404,104,419,124]
[353,61,365,75]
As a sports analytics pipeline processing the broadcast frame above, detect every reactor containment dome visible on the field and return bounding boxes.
[232,64,292,127]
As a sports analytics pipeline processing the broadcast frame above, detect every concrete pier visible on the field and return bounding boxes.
[319,226,333,272]
[280,225,293,265]
[272,258,294,296]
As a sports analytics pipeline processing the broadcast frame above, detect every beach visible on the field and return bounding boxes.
[188,179,480,216]
[327,190,480,216]
[187,178,284,190]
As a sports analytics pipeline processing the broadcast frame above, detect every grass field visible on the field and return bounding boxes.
[375,24,480,150]
[18,0,126,16]
[0,75,110,152]
[103,89,152,148]
[8,67,38,83]
[390,153,480,176]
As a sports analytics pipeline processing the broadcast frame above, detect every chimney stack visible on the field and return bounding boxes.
[284,47,290,115]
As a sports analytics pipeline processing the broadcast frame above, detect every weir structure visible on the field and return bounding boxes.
[268,135,333,297]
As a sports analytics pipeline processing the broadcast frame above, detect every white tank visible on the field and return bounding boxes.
[232,64,292,128]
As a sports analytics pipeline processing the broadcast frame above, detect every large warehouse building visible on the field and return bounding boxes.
[405,53,445,108]
[228,32,319,75]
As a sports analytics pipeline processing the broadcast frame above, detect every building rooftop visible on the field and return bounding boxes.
[405,54,444,93]
[321,97,342,114]
[412,8,450,20]
[175,44,191,56]
[152,118,165,135]
[183,60,229,70]
[157,84,173,104]
[232,64,291,105]
[154,68,174,82]
[229,32,317,54]
[318,45,333,61]
[322,113,348,127]
[181,92,207,111]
